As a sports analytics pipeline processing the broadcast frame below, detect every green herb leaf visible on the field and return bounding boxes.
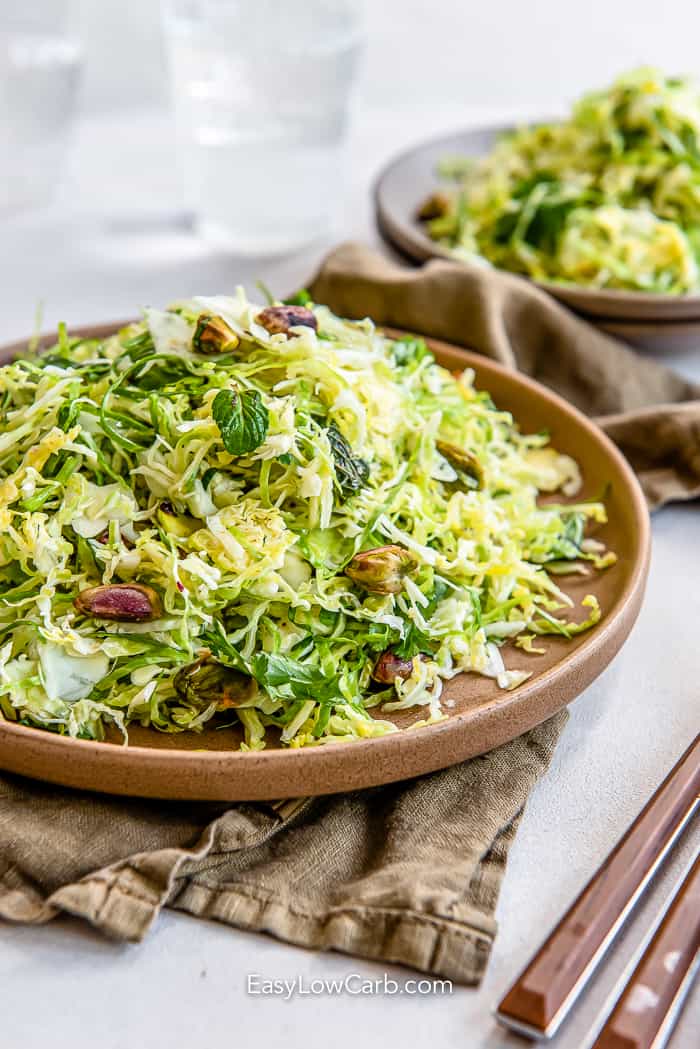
[252,653,326,688]
[251,652,336,700]
[212,387,269,456]
[283,288,312,306]
[326,424,369,497]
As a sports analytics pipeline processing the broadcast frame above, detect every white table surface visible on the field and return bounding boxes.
[1,105,698,1049]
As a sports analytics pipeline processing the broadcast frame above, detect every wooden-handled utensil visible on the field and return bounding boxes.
[496,734,700,1040]
[590,849,700,1049]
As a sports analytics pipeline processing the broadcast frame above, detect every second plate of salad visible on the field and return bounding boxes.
[375,68,700,321]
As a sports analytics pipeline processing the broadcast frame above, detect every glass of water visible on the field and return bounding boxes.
[162,0,364,255]
[0,2,82,215]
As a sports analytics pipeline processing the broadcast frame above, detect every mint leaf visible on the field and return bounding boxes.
[212,387,269,456]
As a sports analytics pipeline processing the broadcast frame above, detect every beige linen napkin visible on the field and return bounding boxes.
[0,714,564,983]
[1,245,696,983]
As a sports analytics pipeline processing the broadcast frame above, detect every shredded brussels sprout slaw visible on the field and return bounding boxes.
[420,68,700,293]
[0,291,615,749]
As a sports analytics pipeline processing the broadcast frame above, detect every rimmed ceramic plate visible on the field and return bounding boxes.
[375,125,700,323]
[0,323,650,800]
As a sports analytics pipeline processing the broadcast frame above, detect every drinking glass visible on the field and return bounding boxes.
[162,0,364,254]
[0,2,82,215]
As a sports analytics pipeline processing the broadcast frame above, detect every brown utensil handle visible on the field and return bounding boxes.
[497,734,700,1037]
[592,851,700,1049]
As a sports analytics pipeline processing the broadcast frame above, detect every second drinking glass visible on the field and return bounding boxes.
[162,0,364,255]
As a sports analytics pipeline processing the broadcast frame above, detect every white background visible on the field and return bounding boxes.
[75,0,700,116]
[1,3,699,1048]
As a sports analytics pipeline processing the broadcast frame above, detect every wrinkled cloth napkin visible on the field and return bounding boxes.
[1,244,697,984]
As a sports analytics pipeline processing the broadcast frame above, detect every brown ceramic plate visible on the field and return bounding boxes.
[375,125,700,323]
[0,323,650,801]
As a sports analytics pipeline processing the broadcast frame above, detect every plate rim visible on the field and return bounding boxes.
[373,122,700,322]
[0,323,651,799]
